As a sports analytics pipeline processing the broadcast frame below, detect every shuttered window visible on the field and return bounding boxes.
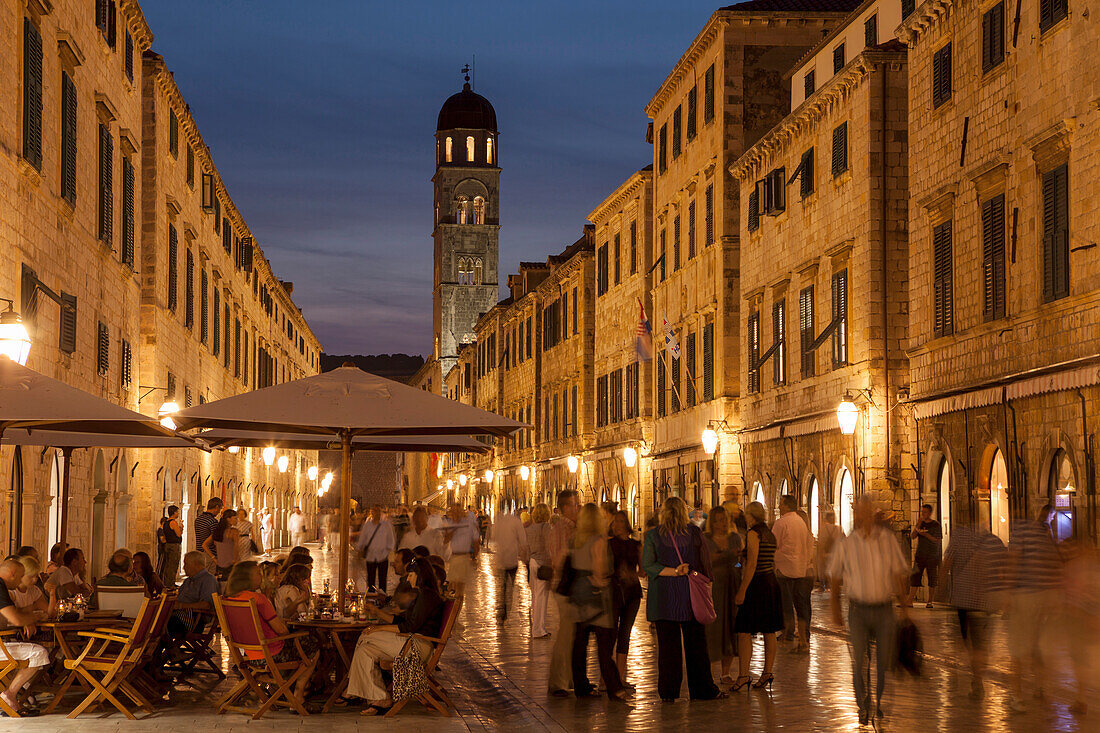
[551,394,558,440]
[22,19,43,170]
[686,85,697,141]
[932,43,952,108]
[241,330,248,385]
[186,146,195,187]
[1042,164,1070,302]
[200,270,209,343]
[659,124,667,173]
[223,303,231,368]
[120,339,132,389]
[212,289,220,355]
[611,369,623,423]
[687,200,696,259]
[571,386,578,437]
[673,215,681,270]
[60,294,77,354]
[234,318,241,377]
[184,386,192,408]
[705,185,714,246]
[831,122,848,177]
[902,0,915,18]
[932,222,953,336]
[799,148,815,198]
[799,286,815,378]
[169,109,179,157]
[833,43,846,73]
[185,249,195,329]
[671,353,681,413]
[125,31,133,81]
[223,219,232,254]
[626,361,639,419]
[747,189,760,232]
[630,220,638,273]
[167,224,178,312]
[982,194,1007,320]
[1039,0,1068,32]
[672,106,682,159]
[804,70,815,99]
[98,124,113,245]
[685,331,696,407]
[597,244,608,295]
[865,14,878,46]
[61,72,77,204]
[596,375,608,427]
[982,3,1005,71]
[773,300,786,385]
[659,230,667,281]
[121,159,135,268]
[832,269,849,366]
[614,233,621,284]
[213,197,221,233]
[657,357,666,417]
[747,313,760,394]
[166,372,176,400]
[703,321,714,402]
[97,322,109,375]
[703,64,715,123]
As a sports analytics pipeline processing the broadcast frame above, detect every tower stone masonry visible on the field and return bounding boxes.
[433,75,500,380]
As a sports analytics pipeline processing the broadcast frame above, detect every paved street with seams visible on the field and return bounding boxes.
[15,542,1097,732]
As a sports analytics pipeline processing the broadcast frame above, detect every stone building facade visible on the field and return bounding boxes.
[901,0,1100,544]
[0,0,321,568]
[645,2,858,512]
[588,167,655,526]
[730,21,910,531]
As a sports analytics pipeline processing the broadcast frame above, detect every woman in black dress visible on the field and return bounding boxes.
[732,501,783,691]
[608,510,642,691]
[704,506,742,685]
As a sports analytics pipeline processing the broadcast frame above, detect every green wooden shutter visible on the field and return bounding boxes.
[61,72,77,204]
[747,313,760,393]
[571,386,577,436]
[747,189,760,232]
[687,85,697,140]
[703,321,714,402]
[223,219,232,254]
[686,331,696,407]
[59,293,77,354]
[212,289,220,354]
[185,249,195,329]
[121,339,132,389]
[125,31,133,80]
[832,269,849,366]
[1043,165,1069,301]
[704,64,715,123]
[200,269,208,343]
[630,220,638,272]
[800,148,815,198]
[614,234,621,283]
[982,194,1006,320]
[121,159,135,268]
[97,322,109,375]
[98,124,113,244]
[773,300,786,385]
[167,224,178,311]
[672,106,682,159]
[865,14,878,46]
[832,123,848,177]
[673,215,681,270]
[22,19,43,170]
[933,43,952,108]
[800,286,815,377]
[933,223,953,336]
[982,3,1005,71]
[687,200,696,259]
[657,357,666,417]
[833,43,845,73]
[804,70,815,99]
[659,124,667,172]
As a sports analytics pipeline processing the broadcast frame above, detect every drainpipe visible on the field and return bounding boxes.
[880,58,892,496]
[1076,390,1095,542]
[1006,400,1026,518]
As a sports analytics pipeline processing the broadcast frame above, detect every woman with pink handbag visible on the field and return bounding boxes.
[642,496,726,703]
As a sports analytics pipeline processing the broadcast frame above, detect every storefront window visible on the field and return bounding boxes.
[808,477,820,537]
[836,468,854,534]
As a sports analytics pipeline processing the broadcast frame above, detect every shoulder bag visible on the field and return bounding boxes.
[669,529,717,625]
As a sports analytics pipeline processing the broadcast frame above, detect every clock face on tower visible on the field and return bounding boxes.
[432,75,500,378]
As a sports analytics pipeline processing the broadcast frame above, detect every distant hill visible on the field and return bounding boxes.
[320,353,426,384]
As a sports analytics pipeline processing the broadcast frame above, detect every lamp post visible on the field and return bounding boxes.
[0,300,31,366]
[567,455,579,494]
[277,454,289,473]
[702,426,720,508]
[837,392,862,495]
[158,401,180,430]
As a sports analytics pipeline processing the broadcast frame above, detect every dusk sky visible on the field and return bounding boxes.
[139,1,721,356]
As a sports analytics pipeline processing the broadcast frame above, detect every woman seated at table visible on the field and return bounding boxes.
[132,552,165,597]
[278,549,312,581]
[344,557,446,716]
[224,561,318,701]
[259,561,281,601]
[275,564,312,620]
[11,556,53,619]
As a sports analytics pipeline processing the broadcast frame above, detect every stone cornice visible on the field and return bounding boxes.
[587,168,652,224]
[896,0,954,47]
[729,49,906,182]
[645,14,724,118]
[120,0,154,50]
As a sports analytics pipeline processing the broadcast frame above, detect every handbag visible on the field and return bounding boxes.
[536,563,554,582]
[669,529,717,625]
[555,554,576,597]
[391,638,430,702]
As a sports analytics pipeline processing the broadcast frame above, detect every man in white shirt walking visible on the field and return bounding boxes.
[260,509,275,553]
[356,505,395,592]
[399,506,444,557]
[442,503,480,599]
[490,505,529,621]
[773,494,815,651]
[829,497,909,726]
[288,506,308,547]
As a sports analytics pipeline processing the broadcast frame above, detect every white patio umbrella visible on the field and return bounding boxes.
[172,364,523,606]
[0,359,191,541]
[196,428,490,454]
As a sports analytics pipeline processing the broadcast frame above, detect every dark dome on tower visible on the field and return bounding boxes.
[437,81,497,133]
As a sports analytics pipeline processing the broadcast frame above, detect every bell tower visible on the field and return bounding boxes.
[432,69,500,379]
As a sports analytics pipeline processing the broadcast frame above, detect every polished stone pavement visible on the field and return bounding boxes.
[15,541,1098,731]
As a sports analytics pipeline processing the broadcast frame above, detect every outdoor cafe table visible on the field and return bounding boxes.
[288,618,372,713]
[39,617,129,703]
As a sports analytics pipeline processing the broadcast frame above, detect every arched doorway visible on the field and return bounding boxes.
[778,479,790,516]
[47,449,63,548]
[937,456,951,549]
[836,467,854,535]
[90,451,108,576]
[115,454,130,550]
[8,448,23,555]
[751,481,765,507]
[807,476,820,538]
[984,449,1010,542]
[1048,449,1076,542]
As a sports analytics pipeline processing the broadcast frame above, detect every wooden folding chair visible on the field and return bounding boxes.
[211,593,317,719]
[0,630,31,718]
[129,592,178,701]
[166,609,225,680]
[385,596,462,718]
[95,585,147,618]
[44,593,170,719]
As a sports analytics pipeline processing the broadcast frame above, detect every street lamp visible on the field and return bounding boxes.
[277,455,289,473]
[520,465,530,481]
[484,469,494,483]
[158,401,180,430]
[567,455,579,474]
[446,478,454,490]
[623,447,638,468]
[0,301,31,366]
[227,445,240,454]
[837,394,860,435]
[459,473,467,486]
[262,447,276,466]
[324,471,333,484]
[701,428,719,455]
[307,466,318,481]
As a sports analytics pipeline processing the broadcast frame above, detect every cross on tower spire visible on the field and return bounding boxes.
[461,64,471,89]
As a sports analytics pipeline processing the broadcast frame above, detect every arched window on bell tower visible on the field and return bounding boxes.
[474,258,483,285]
[473,196,485,225]
[466,136,475,162]
[445,137,453,163]
[455,195,469,225]
[486,137,494,165]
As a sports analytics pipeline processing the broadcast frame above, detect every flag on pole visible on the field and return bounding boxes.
[662,313,681,360]
[636,299,654,361]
